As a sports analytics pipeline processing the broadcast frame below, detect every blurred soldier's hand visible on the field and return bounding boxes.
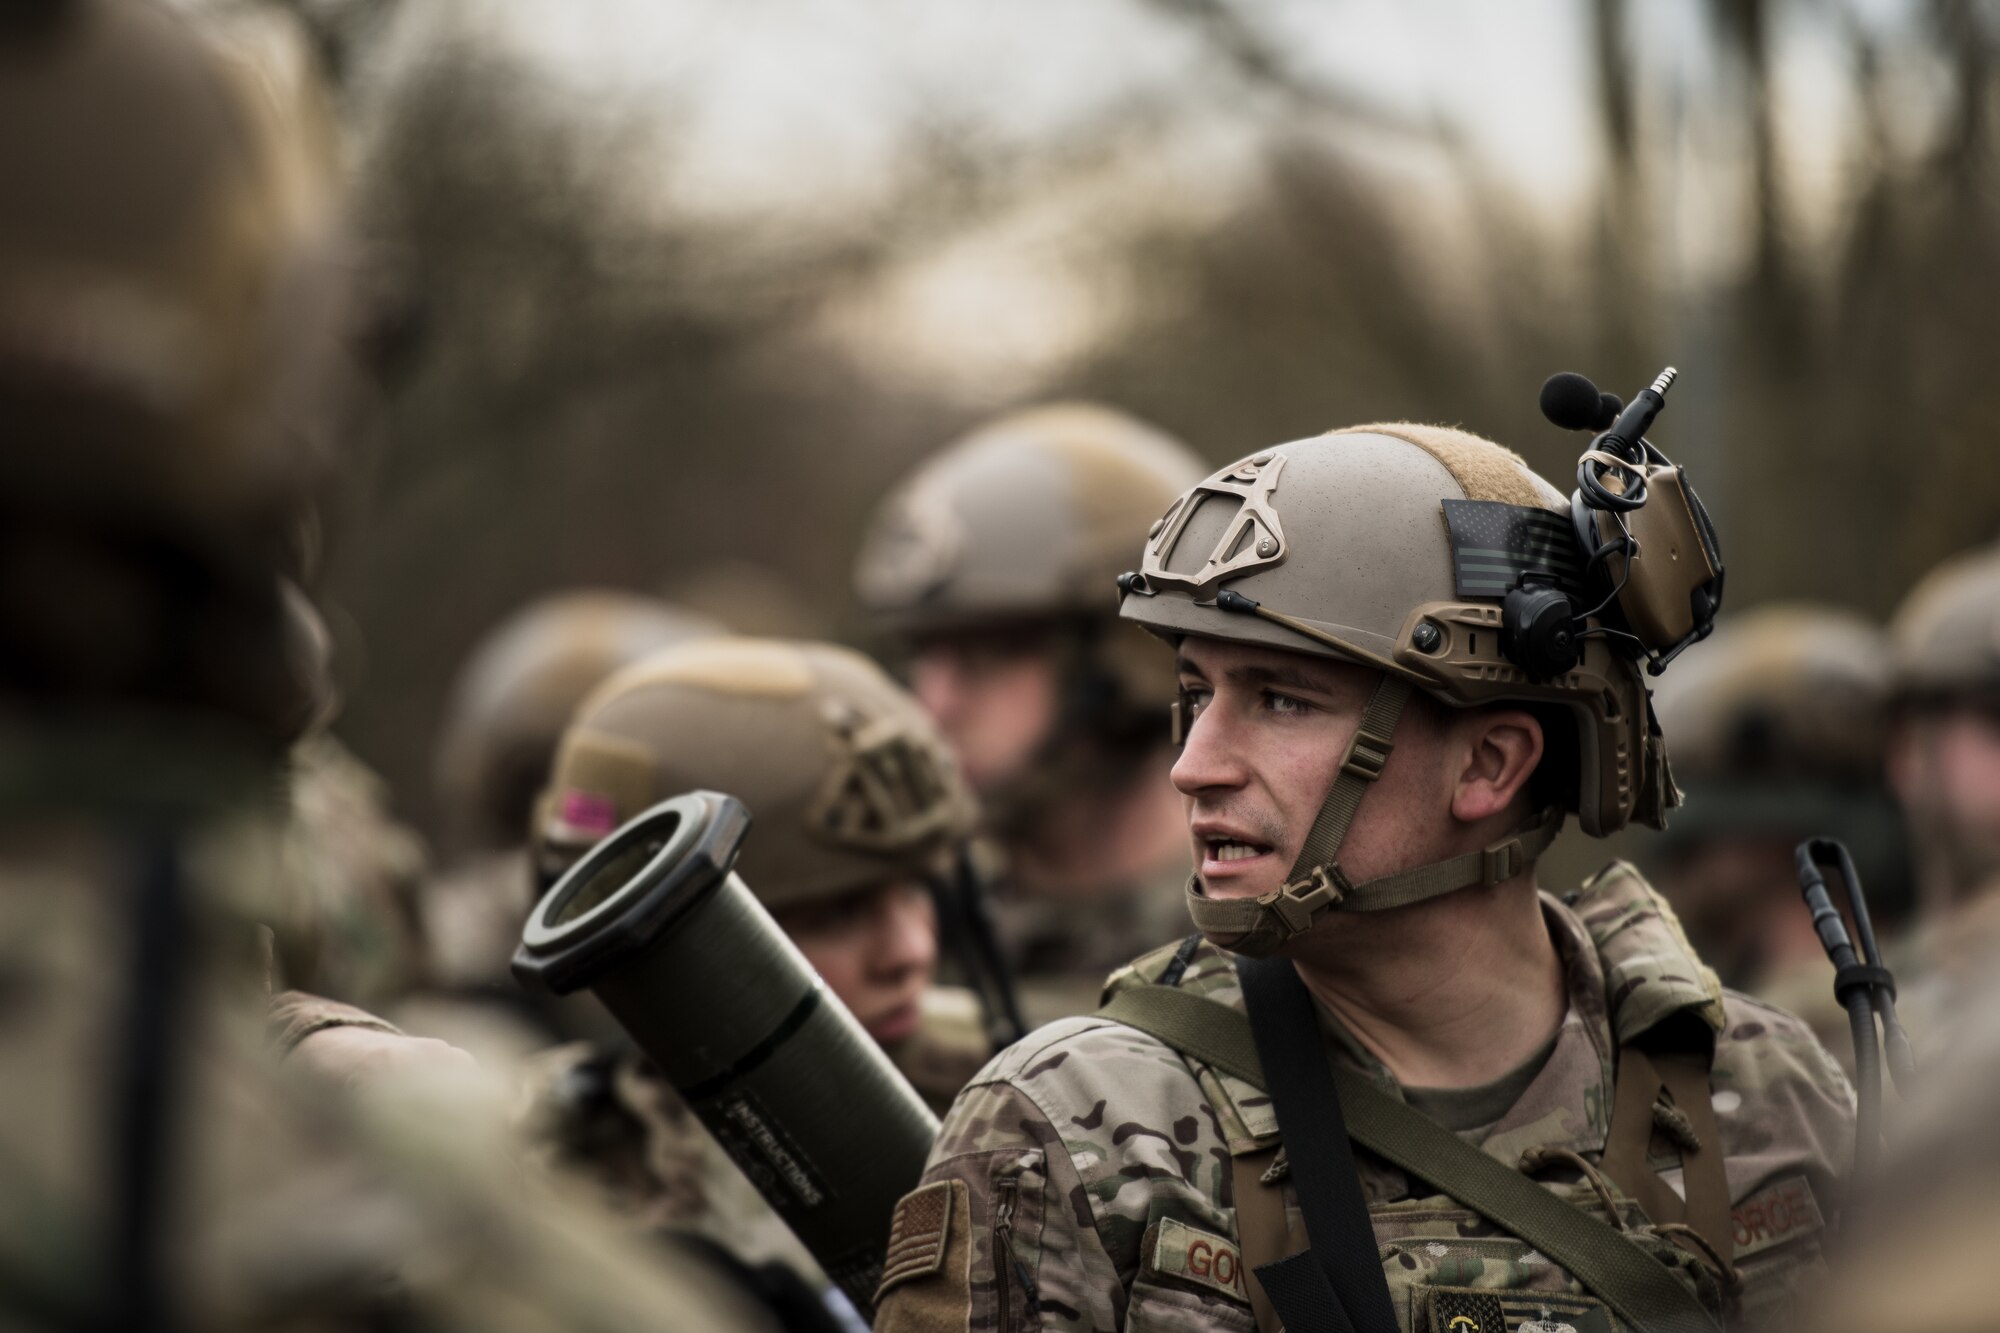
[291,1024,479,1088]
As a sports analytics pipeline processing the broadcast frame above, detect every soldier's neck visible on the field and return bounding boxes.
[1289,875,1566,1092]
[1008,746,1185,898]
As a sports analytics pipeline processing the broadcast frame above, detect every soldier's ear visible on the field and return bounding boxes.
[1449,709,1544,826]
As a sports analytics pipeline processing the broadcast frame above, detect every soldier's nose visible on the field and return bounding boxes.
[1171,706,1248,797]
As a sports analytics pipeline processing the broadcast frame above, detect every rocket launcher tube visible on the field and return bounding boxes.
[514,790,939,1319]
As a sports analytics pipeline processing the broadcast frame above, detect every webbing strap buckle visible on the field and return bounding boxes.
[1482,836,1526,884]
[1267,864,1351,933]
[1340,729,1395,782]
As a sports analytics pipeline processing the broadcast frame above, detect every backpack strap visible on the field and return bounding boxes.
[1097,985,1724,1333]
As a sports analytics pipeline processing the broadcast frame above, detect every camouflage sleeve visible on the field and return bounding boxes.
[874,1075,1123,1333]
[1713,991,1857,1332]
[267,988,403,1055]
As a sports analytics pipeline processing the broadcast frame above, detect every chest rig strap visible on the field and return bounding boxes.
[1097,983,1724,1333]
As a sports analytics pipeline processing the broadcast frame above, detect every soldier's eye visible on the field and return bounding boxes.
[1181,687,1211,716]
[1265,692,1308,715]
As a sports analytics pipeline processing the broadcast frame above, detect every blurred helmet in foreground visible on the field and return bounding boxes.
[534,638,976,904]
[0,0,356,740]
[434,591,721,853]
[0,0,350,564]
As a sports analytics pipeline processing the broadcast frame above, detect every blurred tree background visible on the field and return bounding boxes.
[279,0,2000,838]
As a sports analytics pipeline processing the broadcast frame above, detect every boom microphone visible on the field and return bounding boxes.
[1540,372,1620,432]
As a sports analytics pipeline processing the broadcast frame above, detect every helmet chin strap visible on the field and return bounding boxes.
[1185,672,1565,957]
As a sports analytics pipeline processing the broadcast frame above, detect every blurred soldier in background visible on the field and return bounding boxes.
[1809,965,2000,1333]
[1880,541,2000,1033]
[855,404,1207,1022]
[411,589,718,1052]
[1645,604,1909,995]
[0,3,779,1327]
[1810,545,2000,1331]
[1887,542,2000,919]
[518,637,992,1282]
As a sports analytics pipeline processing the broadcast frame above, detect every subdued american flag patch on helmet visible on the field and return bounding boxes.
[1442,499,1586,600]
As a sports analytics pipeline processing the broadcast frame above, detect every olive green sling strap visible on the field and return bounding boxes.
[1097,986,1723,1333]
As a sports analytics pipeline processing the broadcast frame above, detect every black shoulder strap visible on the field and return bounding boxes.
[1096,983,1723,1333]
[1236,956,1400,1333]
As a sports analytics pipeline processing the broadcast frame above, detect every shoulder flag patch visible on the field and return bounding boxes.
[879,1180,955,1292]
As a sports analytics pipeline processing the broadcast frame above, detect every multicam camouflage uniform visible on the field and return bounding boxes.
[270,733,432,1010]
[983,847,1195,1028]
[0,726,783,1333]
[875,867,1852,1333]
[877,422,1856,1332]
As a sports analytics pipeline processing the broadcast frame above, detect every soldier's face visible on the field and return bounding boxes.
[907,631,1062,793]
[1170,637,1464,902]
[1891,704,2000,890]
[773,879,938,1044]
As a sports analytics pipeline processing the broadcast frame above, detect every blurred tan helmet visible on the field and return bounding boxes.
[1891,543,2000,709]
[1655,604,1890,784]
[0,0,353,563]
[855,404,1208,742]
[434,591,722,852]
[856,404,1207,628]
[1121,424,1676,950]
[534,638,977,908]
[1645,604,1909,955]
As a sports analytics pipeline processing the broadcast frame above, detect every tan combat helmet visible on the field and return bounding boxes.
[1120,424,1677,955]
[0,0,356,740]
[1648,604,1909,959]
[0,0,350,565]
[1890,542,2000,710]
[534,638,977,906]
[433,592,721,853]
[1656,604,1891,786]
[854,403,1209,765]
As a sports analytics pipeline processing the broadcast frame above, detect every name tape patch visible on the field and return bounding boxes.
[1730,1174,1825,1260]
[1147,1216,1247,1301]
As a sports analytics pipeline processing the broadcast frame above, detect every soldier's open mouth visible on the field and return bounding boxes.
[1208,839,1270,862]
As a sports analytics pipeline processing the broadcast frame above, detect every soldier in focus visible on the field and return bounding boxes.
[410,589,718,1053]
[855,404,1209,1022]
[518,636,994,1271]
[1644,604,1908,996]
[0,4,783,1328]
[874,424,1853,1332]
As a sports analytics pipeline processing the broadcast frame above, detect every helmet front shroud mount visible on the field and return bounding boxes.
[1120,425,1675,957]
